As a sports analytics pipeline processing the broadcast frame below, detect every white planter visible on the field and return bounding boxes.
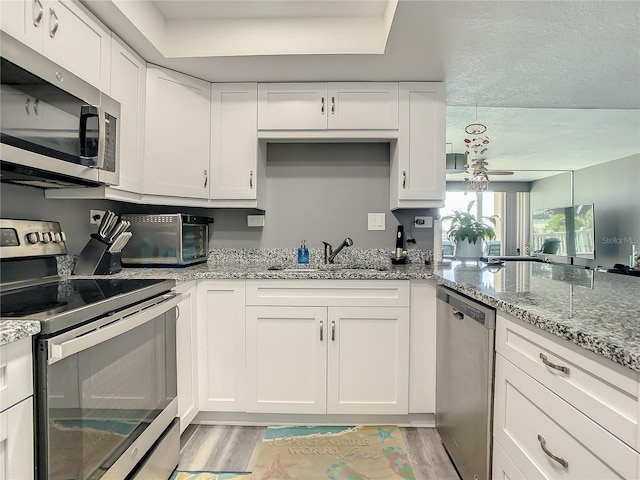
[455,239,484,260]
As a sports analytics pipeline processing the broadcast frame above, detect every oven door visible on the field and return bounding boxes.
[35,292,180,480]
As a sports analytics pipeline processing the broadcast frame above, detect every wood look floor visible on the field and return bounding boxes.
[178,425,460,480]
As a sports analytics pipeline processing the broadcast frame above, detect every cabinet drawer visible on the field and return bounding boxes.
[0,337,33,413]
[494,354,639,480]
[246,280,410,307]
[493,439,526,480]
[496,313,640,451]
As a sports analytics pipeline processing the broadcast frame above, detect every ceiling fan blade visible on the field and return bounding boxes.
[487,171,515,175]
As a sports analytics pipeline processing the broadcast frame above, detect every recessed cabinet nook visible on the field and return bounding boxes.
[29,1,445,209]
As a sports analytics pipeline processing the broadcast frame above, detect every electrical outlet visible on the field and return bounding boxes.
[414,216,433,228]
[90,210,105,225]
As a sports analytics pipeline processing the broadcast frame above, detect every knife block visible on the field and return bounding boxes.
[73,234,122,275]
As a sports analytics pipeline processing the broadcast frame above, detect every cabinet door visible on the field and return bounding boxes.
[246,306,327,414]
[110,35,145,193]
[175,282,197,432]
[197,281,246,412]
[0,397,34,480]
[42,0,111,91]
[327,82,398,130]
[327,306,410,414]
[144,66,211,198]
[257,83,327,130]
[0,0,42,51]
[210,83,258,201]
[391,82,446,209]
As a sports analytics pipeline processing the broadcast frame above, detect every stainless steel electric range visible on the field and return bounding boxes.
[0,218,181,480]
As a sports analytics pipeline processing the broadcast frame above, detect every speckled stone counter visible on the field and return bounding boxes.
[0,320,40,346]
[434,261,640,373]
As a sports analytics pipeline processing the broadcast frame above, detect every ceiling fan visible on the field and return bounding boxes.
[445,153,515,176]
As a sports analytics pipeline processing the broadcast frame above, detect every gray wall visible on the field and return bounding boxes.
[530,154,640,268]
[0,143,437,255]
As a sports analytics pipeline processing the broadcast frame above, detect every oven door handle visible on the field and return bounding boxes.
[48,292,181,364]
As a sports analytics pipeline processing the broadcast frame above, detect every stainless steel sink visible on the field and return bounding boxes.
[267,265,388,273]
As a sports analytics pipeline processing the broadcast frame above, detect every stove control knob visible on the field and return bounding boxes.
[60,232,66,242]
[42,232,51,243]
[53,232,62,243]
[27,232,40,244]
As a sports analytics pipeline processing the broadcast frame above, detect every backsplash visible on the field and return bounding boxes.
[207,247,432,266]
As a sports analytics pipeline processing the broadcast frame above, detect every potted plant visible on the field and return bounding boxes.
[442,200,498,260]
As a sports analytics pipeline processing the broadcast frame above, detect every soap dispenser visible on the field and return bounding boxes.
[297,240,309,264]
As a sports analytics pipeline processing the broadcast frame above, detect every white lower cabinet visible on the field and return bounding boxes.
[196,280,246,412]
[0,337,34,480]
[175,281,198,432]
[246,305,409,415]
[245,280,411,415]
[492,439,526,480]
[493,313,640,479]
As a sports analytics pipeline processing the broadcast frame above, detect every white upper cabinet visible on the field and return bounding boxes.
[258,82,398,131]
[390,82,446,209]
[327,83,398,130]
[143,66,211,199]
[109,35,145,193]
[210,83,262,206]
[1,0,111,91]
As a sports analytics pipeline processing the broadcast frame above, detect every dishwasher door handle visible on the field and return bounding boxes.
[452,308,464,320]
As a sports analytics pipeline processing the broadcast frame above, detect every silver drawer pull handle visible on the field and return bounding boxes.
[540,353,570,374]
[331,320,336,341]
[537,434,568,468]
[203,169,208,188]
[331,96,335,114]
[25,98,31,115]
[33,0,44,26]
[321,97,325,115]
[402,171,407,188]
[320,321,324,341]
[249,170,254,188]
[49,8,59,38]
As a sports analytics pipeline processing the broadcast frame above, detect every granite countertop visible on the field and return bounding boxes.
[3,257,639,375]
[434,261,640,373]
[0,320,40,346]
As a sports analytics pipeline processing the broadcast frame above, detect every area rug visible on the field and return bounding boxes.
[251,425,415,480]
[170,472,251,480]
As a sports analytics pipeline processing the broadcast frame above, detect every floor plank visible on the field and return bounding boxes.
[178,425,460,480]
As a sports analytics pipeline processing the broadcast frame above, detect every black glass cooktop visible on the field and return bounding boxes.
[0,277,175,334]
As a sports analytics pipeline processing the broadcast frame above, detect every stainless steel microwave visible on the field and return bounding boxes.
[0,32,120,188]
[120,214,213,266]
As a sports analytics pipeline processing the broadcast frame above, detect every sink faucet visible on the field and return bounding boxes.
[322,238,354,264]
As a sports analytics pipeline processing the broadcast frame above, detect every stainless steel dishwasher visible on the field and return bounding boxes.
[435,285,496,480]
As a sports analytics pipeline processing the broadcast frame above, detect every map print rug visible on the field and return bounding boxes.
[251,425,415,480]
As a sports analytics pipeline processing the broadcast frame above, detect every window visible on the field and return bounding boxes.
[440,191,505,257]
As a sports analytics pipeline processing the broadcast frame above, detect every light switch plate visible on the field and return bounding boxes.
[247,215,265,227]
[368,213,385,231]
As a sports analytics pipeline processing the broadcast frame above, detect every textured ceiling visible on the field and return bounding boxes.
[82,0,640,181]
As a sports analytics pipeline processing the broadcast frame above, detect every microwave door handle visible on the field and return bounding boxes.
[47,292,181,364]
[79,105,105,168]
[96,105,106,169]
